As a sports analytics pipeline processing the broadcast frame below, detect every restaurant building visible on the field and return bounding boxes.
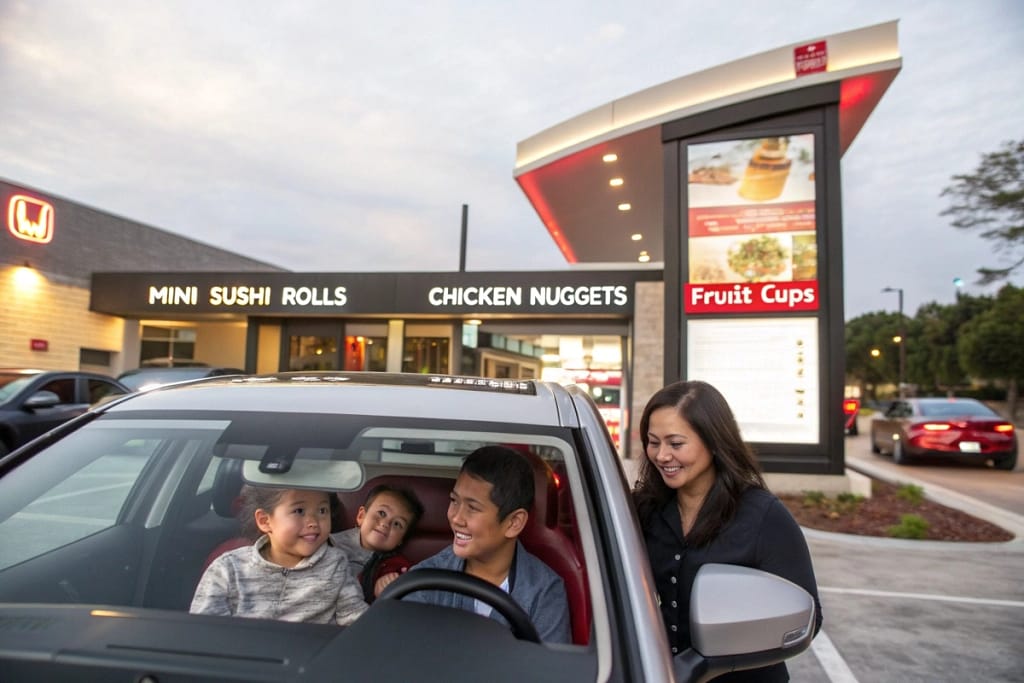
[1,22,900,478]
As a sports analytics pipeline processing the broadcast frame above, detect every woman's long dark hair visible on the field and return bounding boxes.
[632,380,765,547]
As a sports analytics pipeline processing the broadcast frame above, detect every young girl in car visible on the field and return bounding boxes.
[190,486,368,625]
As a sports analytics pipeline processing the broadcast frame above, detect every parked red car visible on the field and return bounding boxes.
[870,397,1017,470]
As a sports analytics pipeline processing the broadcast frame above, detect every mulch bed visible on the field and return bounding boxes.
[778,478,1015,543]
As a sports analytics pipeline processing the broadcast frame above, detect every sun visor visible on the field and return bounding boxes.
[242,459,364,491]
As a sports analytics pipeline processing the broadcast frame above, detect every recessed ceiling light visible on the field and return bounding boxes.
[609,178,624,187]
[465,319,483,326]
[602,153,618,162]
[631,233,642,241]
[618,203,631,211]
[638,251,651,263]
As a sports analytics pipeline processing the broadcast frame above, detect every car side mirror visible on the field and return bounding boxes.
[23,390,61,410]
[674,563,816,683]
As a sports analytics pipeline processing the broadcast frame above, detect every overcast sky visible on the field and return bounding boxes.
[1,1,1021,320]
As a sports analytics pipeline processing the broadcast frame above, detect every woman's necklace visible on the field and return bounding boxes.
[677,493,707,536]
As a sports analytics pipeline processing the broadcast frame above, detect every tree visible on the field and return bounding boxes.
[956,284,1024,418]
[941,139,1024,284]
[845,312,901,399]
[913,294,991,393]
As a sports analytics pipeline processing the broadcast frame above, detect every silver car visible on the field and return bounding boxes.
[0,372,814,681]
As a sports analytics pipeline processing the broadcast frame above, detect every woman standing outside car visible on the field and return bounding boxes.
[632,380,822,682]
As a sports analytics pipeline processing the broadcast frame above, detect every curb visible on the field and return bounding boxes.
[841,458,1024,548]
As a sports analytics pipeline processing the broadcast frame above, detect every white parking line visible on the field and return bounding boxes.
[811,629,859,683]
[820,586,1024,609]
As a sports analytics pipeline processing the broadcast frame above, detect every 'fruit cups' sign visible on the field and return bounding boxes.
[8,195,55,244]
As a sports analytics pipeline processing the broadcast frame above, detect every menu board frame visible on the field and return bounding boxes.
[661,86,846,472]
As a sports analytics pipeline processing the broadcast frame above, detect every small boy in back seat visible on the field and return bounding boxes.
[331,484,423,602]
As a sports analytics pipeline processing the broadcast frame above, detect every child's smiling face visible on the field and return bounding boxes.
[446,473,517,564]
[255,489,331,568]
[356,491,413,553]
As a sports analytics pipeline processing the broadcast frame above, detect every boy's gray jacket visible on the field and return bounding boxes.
[407,541,571,643]
[190,536,369,625]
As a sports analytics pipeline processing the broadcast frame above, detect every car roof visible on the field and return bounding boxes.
[101,371,580,427]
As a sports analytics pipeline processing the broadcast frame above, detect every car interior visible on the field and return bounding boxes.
[0,414,598,648]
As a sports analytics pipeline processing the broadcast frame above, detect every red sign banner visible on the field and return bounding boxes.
[688,200,815,237]
[794,41,828,76]
[685,281,819,313]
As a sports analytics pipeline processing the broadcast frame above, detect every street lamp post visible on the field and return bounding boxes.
[882,287,905,398]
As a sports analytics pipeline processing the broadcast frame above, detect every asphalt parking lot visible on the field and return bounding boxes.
[619,456,1024,682]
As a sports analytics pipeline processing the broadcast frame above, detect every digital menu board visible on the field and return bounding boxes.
[685,134,818,314]
[687,317,820,444]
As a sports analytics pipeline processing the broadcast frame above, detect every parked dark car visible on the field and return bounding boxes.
[0,372,816,681]
[116,365,246,392]
[870,397,1018,470]
[0,369,129,456]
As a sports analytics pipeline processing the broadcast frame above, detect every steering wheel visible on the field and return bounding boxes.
[378,568,541,643]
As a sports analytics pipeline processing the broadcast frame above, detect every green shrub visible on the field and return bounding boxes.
[801,490,827,507]
[888,513,929,539]
[896,483,925,506]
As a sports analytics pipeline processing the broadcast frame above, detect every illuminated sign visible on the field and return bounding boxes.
[8,195,55,244]
[794,41,827,76]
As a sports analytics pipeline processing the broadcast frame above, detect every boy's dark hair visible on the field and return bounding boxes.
[461,445,534,520]
[363,484,425,535]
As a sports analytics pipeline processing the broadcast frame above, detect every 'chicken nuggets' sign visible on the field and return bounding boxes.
[8,195,55,244]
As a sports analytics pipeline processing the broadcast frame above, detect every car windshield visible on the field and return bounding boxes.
[917,399,996,418]
[117,367,215,391]
[0,375,35,401]
[0,407,588,618]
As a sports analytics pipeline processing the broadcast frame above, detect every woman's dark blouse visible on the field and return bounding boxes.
[642,487,823,682]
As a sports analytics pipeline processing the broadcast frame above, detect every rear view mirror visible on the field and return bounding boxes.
[674,563,815,683]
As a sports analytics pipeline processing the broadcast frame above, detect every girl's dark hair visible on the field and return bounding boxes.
[237,485,291,541]
[237,486,333,541]
[632,380,765,547]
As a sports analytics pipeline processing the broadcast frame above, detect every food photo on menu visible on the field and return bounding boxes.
[686,134,817,285]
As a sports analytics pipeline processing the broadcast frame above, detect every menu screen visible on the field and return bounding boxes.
[687,317,819,444]
[685,134,818,314]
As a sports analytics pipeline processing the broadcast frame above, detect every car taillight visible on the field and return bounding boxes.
[842,399,860,415]
[922,423,952,431]
[994,424,1014,434]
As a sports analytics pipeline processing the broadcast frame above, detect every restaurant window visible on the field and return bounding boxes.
[289,335,338,371]
[140,326,196,364]
[344,335,387,371]
[402,337,449,375]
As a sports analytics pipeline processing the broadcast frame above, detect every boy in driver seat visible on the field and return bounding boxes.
[392,445,571,643]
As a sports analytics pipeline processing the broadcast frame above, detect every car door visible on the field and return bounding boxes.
[14,376,90,446]
[872,400,911,453]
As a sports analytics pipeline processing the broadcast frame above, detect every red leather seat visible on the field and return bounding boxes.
[335,475,455,564]
[518,451,591,645]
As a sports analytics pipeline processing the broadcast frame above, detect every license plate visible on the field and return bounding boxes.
[959,441,981,453]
